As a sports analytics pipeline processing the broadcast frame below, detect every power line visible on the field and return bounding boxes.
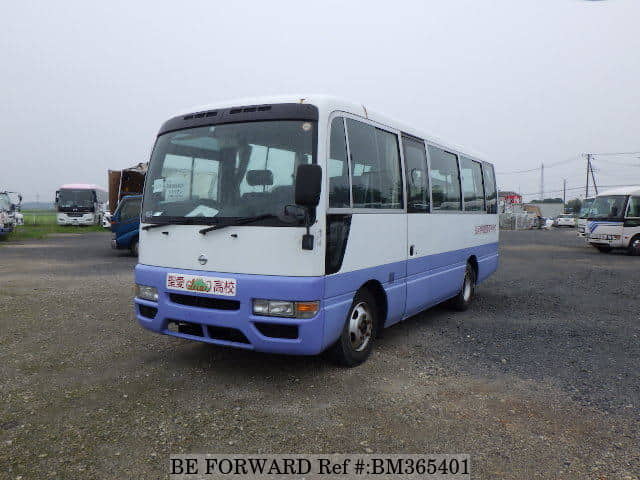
[590,151,640,156]
[592,159,640,167]
[519,183,638,197]
[497,156,580,175]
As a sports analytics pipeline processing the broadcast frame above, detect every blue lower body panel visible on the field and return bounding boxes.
[135,242,499,356]
[135,264,327,355]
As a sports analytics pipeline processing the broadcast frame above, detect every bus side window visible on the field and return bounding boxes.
[461,156,485,212]
[627,197,640,218]
[428,145,461,211]
[402,136,430,213]
[346,118,402,209]
[482,163,498,214]
[328,117,350,208]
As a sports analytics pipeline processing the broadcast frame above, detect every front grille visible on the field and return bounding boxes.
[254,322,298,339]
[66,212,84,217]
[169,293,240,311]
[207,326,249,344]
[167,320,204,337]
[138,305,157,319]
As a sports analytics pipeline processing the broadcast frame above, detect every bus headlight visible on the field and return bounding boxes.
[253,299,319,319]
[135,284,158,302]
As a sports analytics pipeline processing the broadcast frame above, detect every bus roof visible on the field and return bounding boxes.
[596,186,640,197]
[59,183,106,191]
[171,94,490,164]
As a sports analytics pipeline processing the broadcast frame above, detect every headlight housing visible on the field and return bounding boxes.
[253,299,319,319]
[135,284,158,302]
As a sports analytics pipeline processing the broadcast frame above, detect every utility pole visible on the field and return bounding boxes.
[585,154,591,198]
[589,161,598,195]
[540,163,544,201]
[563,178,567,206]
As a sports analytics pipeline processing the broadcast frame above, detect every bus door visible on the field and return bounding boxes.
[402,135,432,317]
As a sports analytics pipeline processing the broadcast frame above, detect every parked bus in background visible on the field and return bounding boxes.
[55,184,107,226]
[134,96,499,366]
[577,196,595,237]
[110,195,142,255]
[586,186,640,255]
[0,192,15,236]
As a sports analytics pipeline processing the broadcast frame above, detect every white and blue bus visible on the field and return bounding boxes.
[134,96,499,366]
[586,186,640,254]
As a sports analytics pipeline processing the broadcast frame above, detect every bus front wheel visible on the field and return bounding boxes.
[327,289,379,367]
[627,236,640,256]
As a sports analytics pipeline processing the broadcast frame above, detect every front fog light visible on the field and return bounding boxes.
[135,284,158,302]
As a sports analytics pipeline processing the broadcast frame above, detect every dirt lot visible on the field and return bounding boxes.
[1,229,639,479]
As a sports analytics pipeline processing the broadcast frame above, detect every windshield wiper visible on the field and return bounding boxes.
[199,214,276,235]
[142,222,173,231]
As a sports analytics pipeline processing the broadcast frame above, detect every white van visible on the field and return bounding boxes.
[586,186,640,254]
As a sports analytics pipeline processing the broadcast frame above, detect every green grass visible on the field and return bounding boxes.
[0,210,106,243]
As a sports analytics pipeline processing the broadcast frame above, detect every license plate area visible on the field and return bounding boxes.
[166,273,237,297]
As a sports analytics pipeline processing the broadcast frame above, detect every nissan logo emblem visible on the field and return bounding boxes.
[198,254,208,265]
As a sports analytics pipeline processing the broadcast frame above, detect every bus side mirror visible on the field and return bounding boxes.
[295,164,322,208]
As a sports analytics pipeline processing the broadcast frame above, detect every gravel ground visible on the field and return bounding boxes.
[1,229,639,479]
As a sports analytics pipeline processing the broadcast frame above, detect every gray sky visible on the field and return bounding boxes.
[2,0,639,202]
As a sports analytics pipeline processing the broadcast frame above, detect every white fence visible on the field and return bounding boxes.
[499,213,538,230]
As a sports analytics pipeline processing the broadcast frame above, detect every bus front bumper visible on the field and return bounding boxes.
[134,264,328,355]
[57,213,95,225]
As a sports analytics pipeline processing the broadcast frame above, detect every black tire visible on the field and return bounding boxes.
[449,263,476,311]
[627,235,640,256]
[326,289,380,367]
[130,238,139,256]
[595,245,612,253]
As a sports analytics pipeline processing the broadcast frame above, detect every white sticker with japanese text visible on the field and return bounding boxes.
[166,273,237,297]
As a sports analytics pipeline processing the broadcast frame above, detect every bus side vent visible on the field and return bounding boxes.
[254,322,298,340]
[229,105,272,114]
[183,110,218,120]
[167,320,204,337]
[138,305,158,319]
[207,326,250,344]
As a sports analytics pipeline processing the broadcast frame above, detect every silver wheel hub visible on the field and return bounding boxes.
[463,274,472,302]
[633,239,640,250]
[349,302,373,352]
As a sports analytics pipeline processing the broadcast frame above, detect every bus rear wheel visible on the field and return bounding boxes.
[130,239,139,256]
[627,236,640,256]
[327,289,379,367]
[450,263,476,311]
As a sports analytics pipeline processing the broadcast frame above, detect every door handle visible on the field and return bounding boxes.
[409,245,415,256]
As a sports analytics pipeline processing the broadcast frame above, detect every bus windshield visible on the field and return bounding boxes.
[588,195,627,220]
[58,189,95,211]
[578,198,595,219]
[0,193,11,211]
[142,121,315,225]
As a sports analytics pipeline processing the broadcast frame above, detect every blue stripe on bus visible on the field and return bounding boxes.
[322,242,499,346]
[135,241,499,355]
